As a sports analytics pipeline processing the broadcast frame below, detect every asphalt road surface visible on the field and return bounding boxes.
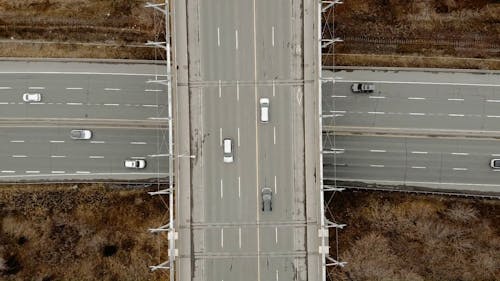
[180,0,311,280]
[0,61,168,181]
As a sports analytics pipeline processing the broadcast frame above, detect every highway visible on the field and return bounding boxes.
[323,68,500,193]
[0,61,168,181]
[175,0,317,280]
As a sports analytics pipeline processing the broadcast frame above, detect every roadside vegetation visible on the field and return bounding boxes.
[0,0,164,59]
[0,183,168,281]
[328,0,500,69]
[327,190,500,281]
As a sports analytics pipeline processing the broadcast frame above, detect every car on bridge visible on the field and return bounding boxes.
[261,187,273,212]
[124,159,147,169]
[70,129,92,140]
[22,93,42,102]
[351,83,375,93]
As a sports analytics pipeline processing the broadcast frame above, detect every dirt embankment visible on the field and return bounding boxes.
[328,190,500,281]
[328,0,500,69]
[0,0,164,59]
[0,184,168,281]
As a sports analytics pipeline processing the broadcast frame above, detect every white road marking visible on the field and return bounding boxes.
[237,127,240,147]
[338,80,500,87]
[1,170,15,173]
[76,171,91,174]
[51,171,65,174]
[274,175,277,194]
[448,114,464,117]
[235,29,239,50]
[451,152,469,156]
[90,141,105,144]
[408,97,426,100]
[448,98,464,101]
[220,179,223,198]
[369,96,385,99]
[409,112,426,116]
[131,156,146,159]
[104,88,121,91]
[486,99,500,103]
[51,155,66,158]
[238,227,242,248]
[370,149,386,153]
[66,87,83,90]
[0,87,12,89]
[491,154,500,157]
[411,151,428,154]
[370,164,385,168]
[487,115,500,118]
[236,80,240,101]
[453,168,468,171]
[238,176,241,198]
[272,26,275,47]
[29,86,45,90]
[0,102,9,105]
[12,155,27,158]
[130,142,147,145]
[331,95,346,98]
[272,80,276,97]
[148,117,169,120]
[50,140,65,143]
[276,270,279,281]
[10,140,24,143]
[31,102,45,104]
[217,27,221,46]
[142,104,159,108]
[275,227,278,244]
[273,126,276,145]
[89,156,104,159]
[103,103,120,106]
[331,110,346,113]
[218,80,222,98]
[411,166,427,169]
[219,128,222,146]
[145,89,162,92]
[220,228,224,248]
[330,148,345,154]
[368,111,385,115]
[26,171,40,174]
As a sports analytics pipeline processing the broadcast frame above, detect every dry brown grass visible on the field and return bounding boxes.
[0,183,169,281]
[328,191,500,281]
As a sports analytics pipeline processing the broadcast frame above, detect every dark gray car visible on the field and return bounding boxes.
[261,187,273,212]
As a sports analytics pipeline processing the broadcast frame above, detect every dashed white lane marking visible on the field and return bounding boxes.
[274,175,277,194]
[370,149,386,153]
[411,166,427,169]
[219,128,222,146]
[276,270,279,281]
[331,95,346,98]
[451,152,469,156]
[272,26,275,47]
[275,227,278,244]
[142,104,158,108]
[453,168,468,171]
[238,176,241,198]
[331,110,346,113]
[66,87,83,90]
[29,86,45,90]
[104,88,121,91]
[90,141,105,144]
[148,117,169,120]
[1,170,15,173]
[273,126,276,145]
[51,171,65,174]
[487,115,500,118]
[130,142,147,145]
[411,151,428,154]
[220,228,224,248]
[50,140,65,143]
[0,102,8,105]
[76,171,91,174]
[51,155,66,158]
[217,27,221,46]
[486,99,500,103]
[89,156,104,159]
[0,87,12,90]
[12,155,27,158]
[491,154,500,157]
[103,103,120,106]
[220,179,223,199]
[145,89,162,92]
[369,96,386,99]
[218,80,222,98]
[26,171,40,174]
[31,102,45,104]
[10,140,25,143]
[448,114,465,117]
[409,112,426,116]
[235,29,239,50]
[237,127,240,147]
[408,97,426,100]
[330,148,345,154]
[448,98,464,101]
[368,111,385,115]
[131,156,147,159]
[238,227,242,248]
[370,164,385,168]
[66,102,83,105]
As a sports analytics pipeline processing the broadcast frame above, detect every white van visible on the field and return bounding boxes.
[259,98,269,123]
[223,138,233,163]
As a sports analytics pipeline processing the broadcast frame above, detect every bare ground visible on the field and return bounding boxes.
[0,183,169,281]
[327,190,500,281]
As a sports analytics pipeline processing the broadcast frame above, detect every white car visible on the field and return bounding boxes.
[70,129,92,140]
[124,159,147,169]
[490,159,500,169]
[23,93,41,102]
[259,98,270,123]
[223,138,234,163]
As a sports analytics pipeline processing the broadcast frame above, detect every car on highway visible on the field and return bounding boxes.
[261,187,273,212]
[223,138,234,163]
[351,83,375,93]
[259,98,270,123]
[124,159,147,169]
[22,93,42,102]
[490,159,500,169]
[70,129,92,140]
